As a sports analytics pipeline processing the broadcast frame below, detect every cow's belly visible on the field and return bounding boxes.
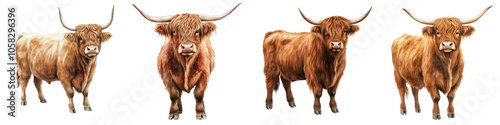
[29,61,59,82]
[29,55,58,82]
[278,60,306,81]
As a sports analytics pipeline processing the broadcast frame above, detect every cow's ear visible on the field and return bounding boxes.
[311,26,321,33]
[202,22,216,37]
[155,23,169,36]
[462,25,475,37]
[422,26,434,36]
[348,25,360,36]
[64,33,76,42]
[100,32,112,43]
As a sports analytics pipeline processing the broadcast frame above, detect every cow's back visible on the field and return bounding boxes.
[16,33,72,81]
[263,30,312,81]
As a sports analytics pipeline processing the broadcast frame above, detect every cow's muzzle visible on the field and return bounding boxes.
[330,41,343,52]
[178,43,197,56]
[439,42,456,52]
[85,45,99,57]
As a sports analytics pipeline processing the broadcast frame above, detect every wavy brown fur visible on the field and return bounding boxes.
[155,13,216,118]
[263,16,361,114]
[16,24,112,113]
[392,17,475,119]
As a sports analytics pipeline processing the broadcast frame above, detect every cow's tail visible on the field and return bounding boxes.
[16,73,19,88]
[273,75,281,92]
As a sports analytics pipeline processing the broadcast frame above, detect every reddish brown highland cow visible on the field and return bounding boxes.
[133,4,240,120]
[263,7,371,115]
[392,6,491,120]
[16,6,114,113]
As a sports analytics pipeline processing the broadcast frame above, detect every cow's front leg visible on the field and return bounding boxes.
[194,74,208,120]
[165,79,181,120]
[328,72,343,113]
[83,85,91,111]
[313,89,323,115]
[61,80,76,113]
[327,85,338,113]
[447,76,462,118]
[427,86,441,120]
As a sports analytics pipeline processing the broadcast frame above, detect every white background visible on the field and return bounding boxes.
[1,0,499,125]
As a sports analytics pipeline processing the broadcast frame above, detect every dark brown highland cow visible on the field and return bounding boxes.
[392,6,491,120]
[263,7,371,115]
[16,6,114,113]
[133,3,240,120]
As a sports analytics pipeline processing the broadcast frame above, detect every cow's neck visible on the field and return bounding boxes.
[431,48,460,93]
[174,52,201,91]
[324,49,345,73]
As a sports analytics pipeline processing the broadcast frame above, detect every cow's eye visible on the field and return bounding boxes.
[195,30,200,35]
[455,31,459,35]
[78,37,83,41]
[343,30,347,33]
[98,36,101,40]
[172,30,176,34]
[436,32,440,36]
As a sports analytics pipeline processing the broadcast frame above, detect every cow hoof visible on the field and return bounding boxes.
[266,104,273,110]
[21,101,27,106]
[314,110,322,115]
[196,115,207,120]
[400,110,407,115]
[447,113,455,118]
[179,110,183,114]
[69,109,76,113]
[288,103,296,108]
[331,108,339,113]
[168,115,179,120]
[415,109,421,113]
[84,107,92,111]
[432,114,441,120]
[40,100,47,103]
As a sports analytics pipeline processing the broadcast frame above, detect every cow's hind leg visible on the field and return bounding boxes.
[411,87,421,113]
[281,76,295,108]
[394,71,408,115]
[264,64,279,110]
[19,72,31,106]
[33,76,47,103]
[178,92,183,114]
[194,74,209,120]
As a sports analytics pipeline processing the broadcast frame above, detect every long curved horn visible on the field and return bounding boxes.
[101,5,115,30]
[403,8,434,25]
[133,4,174,22]
[298,8,322,25]
[349,7,372,24]
[199,3,241,21]
[58,7,76,31]
[460,5,492,24]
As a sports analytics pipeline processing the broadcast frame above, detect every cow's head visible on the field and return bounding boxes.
[59,6,114,58]
[299,7,371,52]
[133,4,240,56]
[403,6,491,53]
